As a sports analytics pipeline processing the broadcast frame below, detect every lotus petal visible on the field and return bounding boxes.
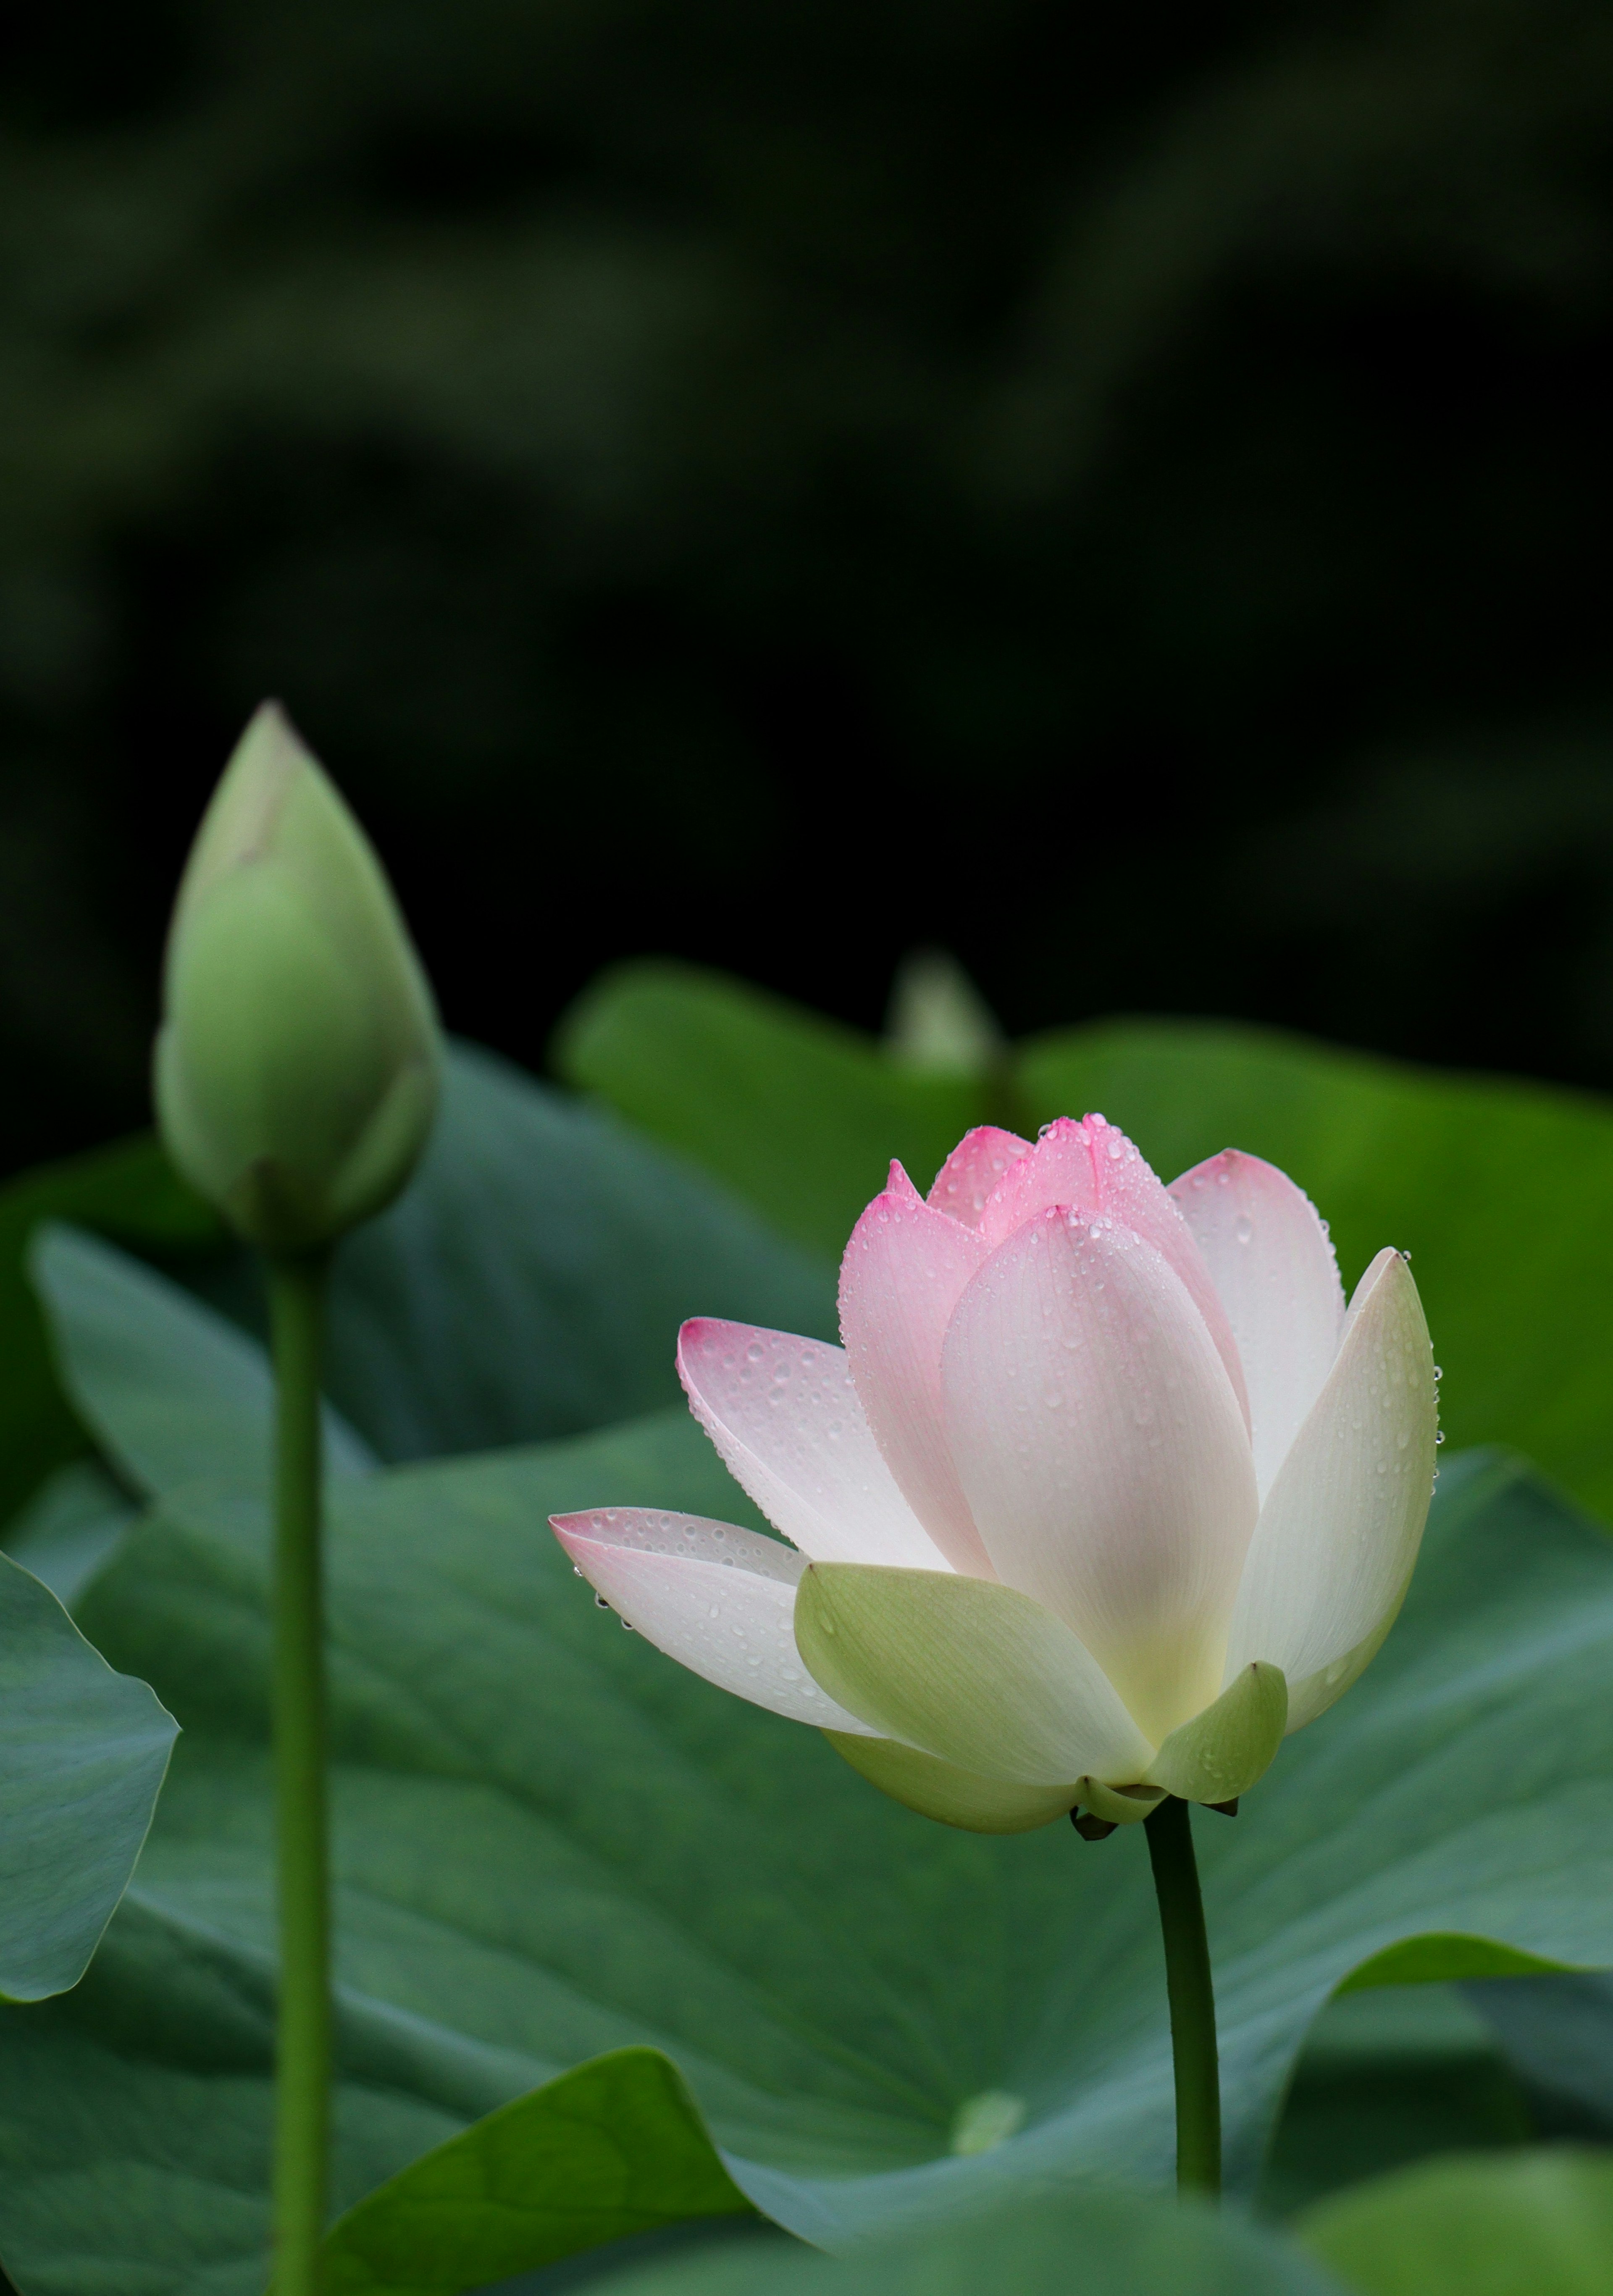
[823,1732,1080,1834]
[793,1562,1153,1785]
[837,1165,995,1575]
[552,1509,875,1732]
[941,1208,1258,1745]
[1171,1150,1344,1499]
[677,1320,948,1569]
[927,1126,1032,1227]
[1143,1662,1288,1804]
[977,1116,1249,1424]
[1222,1249,1437,1730]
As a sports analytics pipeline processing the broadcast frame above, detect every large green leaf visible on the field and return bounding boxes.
[5,1432,1613,2291]
[1258,1986,1533,2220]
[0,1134,219,1527]
[20,1042,835,1524]
[1297,2146,1613,2296]
[3,1462,138,1610]
[0,1547,176,2004]
[319,2048,752,2296]
[1463,1972,1613,2135]
[318,1041,836,1460]
[581,2186,1340,2296]
[555,964,992,1257]
[31,1223,377,1501]
[556,967,1613,1524]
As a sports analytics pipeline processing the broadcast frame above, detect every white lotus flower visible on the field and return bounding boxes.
[553,1119,1438,1834]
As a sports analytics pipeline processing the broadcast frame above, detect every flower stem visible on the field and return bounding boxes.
[1143,1795,1221,2197]
[266,1249,333,2294]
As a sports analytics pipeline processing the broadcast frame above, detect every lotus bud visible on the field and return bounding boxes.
[154,703,441,1254]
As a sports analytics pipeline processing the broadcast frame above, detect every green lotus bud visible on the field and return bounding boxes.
[154,703,441,1253]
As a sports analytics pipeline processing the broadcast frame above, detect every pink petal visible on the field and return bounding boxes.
[927,1126,1033,1226]
[1169,1150,1345,1500]
[677,1320,950,1570]
[940,1207,1259,1745]
[837,1164,996,1577]
[978,1117,1250,1426]
[551,1508,877,1732]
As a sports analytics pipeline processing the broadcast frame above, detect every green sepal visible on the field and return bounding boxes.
[1076,1775,1165,1826]
[1144,1662,1288,1805]
[823,1731,1077,1834]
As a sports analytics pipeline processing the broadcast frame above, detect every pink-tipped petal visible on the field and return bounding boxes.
[1222,1248,1437,1730]
[979,1117,1250,1426]
[551,1508,877,1733]
[837,1163,996,1577]
[1169,1150,1345,1499]
[940,1207,1259,1745]
[677,1320,949,1570]
[927,1126,1033,1226]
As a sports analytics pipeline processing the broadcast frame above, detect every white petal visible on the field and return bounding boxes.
[836,1165,995,1575]
[1169,1149,1345,1499]
[1222,1249,1437,1729]
[551,1508,877,1733]
[677,1319,951,1570]
[940,1207,1258,1745]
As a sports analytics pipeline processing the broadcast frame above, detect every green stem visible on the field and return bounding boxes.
[266,1250,332,2294]
[1143,1795,1221,2197]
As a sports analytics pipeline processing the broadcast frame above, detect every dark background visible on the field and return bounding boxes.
[5,0,1613,1177]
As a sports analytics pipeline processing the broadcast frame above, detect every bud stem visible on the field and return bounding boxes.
[1143,1795,1221,2196]
[267,1249,333,2293]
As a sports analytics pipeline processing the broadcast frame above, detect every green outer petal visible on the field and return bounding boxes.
[823,1732,1078,1834]
[1144,1662,1288,1804]
[795,1564,1153,1786]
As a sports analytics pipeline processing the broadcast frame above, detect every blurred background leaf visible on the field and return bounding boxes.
[7,0,1613,1172]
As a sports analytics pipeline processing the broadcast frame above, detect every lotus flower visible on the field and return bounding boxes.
[552,1119,1437,1834]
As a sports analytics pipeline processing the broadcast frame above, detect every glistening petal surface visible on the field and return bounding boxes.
[941,1208,1259,1745]
[793,1563,1154,1786]
[926,1126,1032,1226]
[836,1165,994,1575]
[1223,1248,1437,1730]
[551,1509,875,1733]
[675,1320,947,1569]
[1170,1150,1345,1499]
[977,1116,1250,1423]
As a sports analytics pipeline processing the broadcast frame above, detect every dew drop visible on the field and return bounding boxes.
[1235,1214,1253,1245]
